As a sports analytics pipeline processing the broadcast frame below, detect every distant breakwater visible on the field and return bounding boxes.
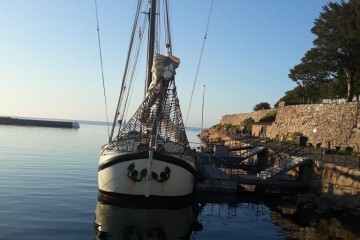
[0,117,79,129]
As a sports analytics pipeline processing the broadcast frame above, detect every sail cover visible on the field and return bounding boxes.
[106,54,192,158]
[147,54,180,95]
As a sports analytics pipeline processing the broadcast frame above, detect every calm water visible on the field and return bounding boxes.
[0,123,359,240]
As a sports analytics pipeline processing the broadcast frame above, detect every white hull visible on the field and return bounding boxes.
[98,149,196,200]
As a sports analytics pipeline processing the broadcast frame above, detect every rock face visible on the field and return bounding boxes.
[202,109,275,142]
[201,127,232,143]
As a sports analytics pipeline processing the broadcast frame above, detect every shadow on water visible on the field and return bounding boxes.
[94,192,360,240]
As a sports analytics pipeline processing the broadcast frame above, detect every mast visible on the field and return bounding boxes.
[145,0,158,198]
[200,85,205,151]
[145,0,157,96]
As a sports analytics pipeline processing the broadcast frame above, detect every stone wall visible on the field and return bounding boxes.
[267,102,360,152]
[320,163,360,209]
[218,102,360,152]
[221,109,274,125]
[252,123,272,137]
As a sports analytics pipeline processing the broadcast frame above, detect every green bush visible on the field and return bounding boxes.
[344,146,353,152]
[211,123,241,131]
[259,110,277,122]
[212,123,222,130]
[290,132,302,141]
[242,117,254,132]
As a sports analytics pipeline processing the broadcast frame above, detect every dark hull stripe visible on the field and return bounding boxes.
[98,189,194,209]
[98,151,196,175]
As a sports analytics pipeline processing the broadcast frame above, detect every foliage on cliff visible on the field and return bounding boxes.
[202,122,253,143]
[242,117,254,132]
[259,110,277,122]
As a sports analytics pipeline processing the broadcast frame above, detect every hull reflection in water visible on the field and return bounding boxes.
[94,201,202,240]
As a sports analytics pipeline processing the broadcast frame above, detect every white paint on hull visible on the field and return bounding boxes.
[98,151,195,197]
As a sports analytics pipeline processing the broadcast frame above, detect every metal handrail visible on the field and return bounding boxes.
[204,137,360,172]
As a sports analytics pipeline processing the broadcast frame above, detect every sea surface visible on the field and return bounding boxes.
[0,122,359,240]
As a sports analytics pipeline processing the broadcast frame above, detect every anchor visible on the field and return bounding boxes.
[127,163,147,182]
[151,166,171,182]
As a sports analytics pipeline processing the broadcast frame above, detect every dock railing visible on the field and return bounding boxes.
[234,136,360,170]
[203,136,360,175]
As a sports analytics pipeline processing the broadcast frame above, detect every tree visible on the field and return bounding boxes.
[253,102,271,111]
[276,86,307,106]
[242,117,254,133]
[276,79,347,106]
[319,78,347,100]
[289,0,360,102]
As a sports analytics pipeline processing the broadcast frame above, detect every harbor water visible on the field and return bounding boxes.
[0,122,359,239]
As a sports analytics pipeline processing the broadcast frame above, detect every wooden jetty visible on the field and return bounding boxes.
[0,117,80,129]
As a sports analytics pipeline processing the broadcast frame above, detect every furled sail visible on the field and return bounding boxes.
[147,54,180,95]
[141,54,180,135]
[106,54,191,158]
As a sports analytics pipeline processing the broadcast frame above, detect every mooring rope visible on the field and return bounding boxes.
[185,0,215,127]
[94,0,110,139]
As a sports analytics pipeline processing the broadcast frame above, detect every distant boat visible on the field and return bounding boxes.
[97,0,197,206]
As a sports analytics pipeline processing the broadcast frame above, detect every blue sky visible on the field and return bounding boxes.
[0,0,337,128]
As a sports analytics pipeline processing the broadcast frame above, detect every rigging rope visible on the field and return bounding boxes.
[109,0,144,141]
[185,0,214,127]
[120,18,147,135]
[164,0,172,53]
[94,0,110,140]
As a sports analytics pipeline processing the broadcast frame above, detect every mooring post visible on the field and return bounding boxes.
[320,149,323,162]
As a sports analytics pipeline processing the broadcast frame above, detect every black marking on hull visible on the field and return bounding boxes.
[98,151,196,176]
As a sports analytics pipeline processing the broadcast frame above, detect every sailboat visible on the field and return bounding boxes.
[98,0,197,206]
